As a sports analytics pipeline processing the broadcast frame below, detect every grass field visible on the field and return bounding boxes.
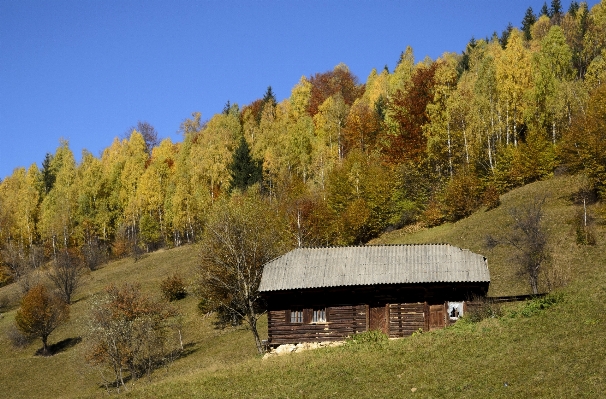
[1,173,605,398]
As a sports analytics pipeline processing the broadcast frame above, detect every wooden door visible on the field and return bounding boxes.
[369,305,387,334]
[428,304,446,331]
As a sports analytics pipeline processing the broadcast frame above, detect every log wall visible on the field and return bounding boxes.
[267,305,367,345]
[387,303,427,338]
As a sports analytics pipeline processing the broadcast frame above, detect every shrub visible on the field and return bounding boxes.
[421,200,444,227]
[483,184,501,210]
[345,330,388,349]
[160,273,187,301]
[440,171,483,222]
[0,294,9,313]
[573,208,597,245]
[82,239,108,271]
[197,298,211,314]
[87,283,181,392]
[7,325,33,349]
[465,297,502,322]
[508,293,562,318]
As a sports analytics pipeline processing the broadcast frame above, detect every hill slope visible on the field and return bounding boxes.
[1,174,605,398]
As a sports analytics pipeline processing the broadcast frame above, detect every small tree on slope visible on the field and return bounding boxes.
[15,284,69,356]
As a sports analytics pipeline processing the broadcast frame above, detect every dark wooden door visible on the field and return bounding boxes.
[369,305,387,334]
[428,304,445,331]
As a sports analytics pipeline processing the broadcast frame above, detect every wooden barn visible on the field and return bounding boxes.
[258,244,490,345]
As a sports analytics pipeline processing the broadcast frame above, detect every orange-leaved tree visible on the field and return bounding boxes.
[15,284,69,356]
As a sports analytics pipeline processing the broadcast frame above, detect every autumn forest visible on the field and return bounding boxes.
[1,1,606,284]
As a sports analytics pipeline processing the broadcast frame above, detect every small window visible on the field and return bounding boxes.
[447,302,464,320]
[290,310,303,323]
[312,308,326,323]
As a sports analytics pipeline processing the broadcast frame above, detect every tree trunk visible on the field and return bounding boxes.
[41,335,49,356]
[530,274,539,295]
[247,301,263,354]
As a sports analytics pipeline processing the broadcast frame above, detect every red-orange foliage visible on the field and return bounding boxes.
[384,63,438,164]
[343,101,381,155]
[307,67,364,116]
[240,99,264,125]
[15,284,69,356]
[287,194,334,247]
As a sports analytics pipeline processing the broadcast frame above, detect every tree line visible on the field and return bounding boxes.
[1,0,606,285]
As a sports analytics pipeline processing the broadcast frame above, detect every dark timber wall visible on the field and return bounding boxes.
[267,303,433,344]
[388,303,427,337]
[268,305,367,344]
[263,282,488,345]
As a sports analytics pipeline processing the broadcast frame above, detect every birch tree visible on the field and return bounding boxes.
[197,192,290,353]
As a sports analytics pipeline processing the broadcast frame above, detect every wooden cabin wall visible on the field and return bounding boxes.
[263,282,489,345]
[388,303,427,337]
[268,302,431,344]
[267,305,367,345]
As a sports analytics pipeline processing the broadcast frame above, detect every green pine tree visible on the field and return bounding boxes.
[568,1,580,17]
[41,153,56,195]
[499,23,514,49]
[262,86,276,108]
[522,7,537,41]
[228,137,262,192]
[550,0,562,17]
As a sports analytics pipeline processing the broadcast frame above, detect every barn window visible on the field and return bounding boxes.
[312,308,326,323]
[447,302,464,320]
[290,310,303,323]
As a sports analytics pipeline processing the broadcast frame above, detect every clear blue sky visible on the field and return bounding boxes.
[0,0,596,179]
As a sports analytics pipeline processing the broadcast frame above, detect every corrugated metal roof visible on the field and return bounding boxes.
[258,244,489,292]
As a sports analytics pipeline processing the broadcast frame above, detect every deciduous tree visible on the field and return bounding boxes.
[487,197,548,295]
[561,84,606,198]
[15,284,69,355]
[307,63,363,116]
[87,283,180,392]
[48,248,85,304]
[384,62,438,164]
[197,192,290,353]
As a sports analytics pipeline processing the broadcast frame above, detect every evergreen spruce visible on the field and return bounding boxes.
[568,1,580,17]
[499,23,514,49]
[550,0,563,24]
[522,7,537,41]
[223,100,231,115]
[550,0,563,17]
[41,153,55,195]
[540,2,549,17]
[228,136,262,192]
[262,86,276,108]
[374,94,387,121]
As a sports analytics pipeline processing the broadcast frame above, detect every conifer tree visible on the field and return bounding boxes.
[499,22,514,49]
[223,100,231,115]
[568,1,580,17]
[41,153,55,195]
[522,7,537,41]
[262,86,277,108]
[228,136,262,192]
[550,0,563,19]
[540,2,550,17]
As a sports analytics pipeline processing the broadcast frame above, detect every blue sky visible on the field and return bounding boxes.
[0,0,597,179]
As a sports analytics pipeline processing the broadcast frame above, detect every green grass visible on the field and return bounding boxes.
[0,246,263,398]
[1,173,606,398]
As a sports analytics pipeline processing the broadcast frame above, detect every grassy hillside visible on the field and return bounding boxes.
[1,174,605,398]
[0,246,264,398]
